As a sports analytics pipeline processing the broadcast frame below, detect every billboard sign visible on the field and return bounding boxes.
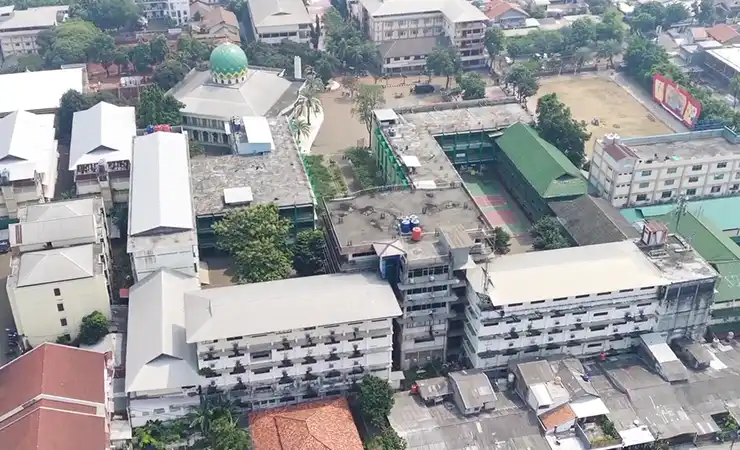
[652,74,702,128]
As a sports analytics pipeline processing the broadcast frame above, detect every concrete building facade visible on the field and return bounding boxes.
[136,0,189,25]
[0,5,68,60]
[245,0,312,44]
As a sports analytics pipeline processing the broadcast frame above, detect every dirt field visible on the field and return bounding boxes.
[528,74,673,156]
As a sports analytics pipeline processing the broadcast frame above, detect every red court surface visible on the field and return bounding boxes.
[473,195,507,208]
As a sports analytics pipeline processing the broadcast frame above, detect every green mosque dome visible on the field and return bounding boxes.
[209,43,248,84]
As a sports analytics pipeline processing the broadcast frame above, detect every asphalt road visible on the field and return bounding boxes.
[0,252,16,366]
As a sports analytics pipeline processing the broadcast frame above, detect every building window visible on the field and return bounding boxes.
[641,170,652,176]
[60,318,68,327]
[57,303,64,312]
[718,162,728,169]
[686,188,697,195]
[691,164,702,171]
[667,168,678,174]
[688,177,699,183]
[638,182,649,188]
[732,184,740,190]
[53,288,61,296]
[661,191,672,198]
[664,179,674,186]
[711,186,721,193]
[714,174,725,180]
[636,194,648,201]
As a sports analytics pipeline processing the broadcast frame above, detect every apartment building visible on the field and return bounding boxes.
[136,0,189,25]
[0,5,68,60]
[126,269,202,428]
[6,198,112,347]
[127,131,199,282]
[463,226,717,371]
[354,0,488,74]
[245,0,311,44]
[0,343,113,450]
[70,102,136,208]
[0,110,58,219]
[185,273,402,410]
[590,129,740,208]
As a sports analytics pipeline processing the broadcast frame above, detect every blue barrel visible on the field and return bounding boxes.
[400,219,412,234]
[146,125,154,134]
[410,216,421,229]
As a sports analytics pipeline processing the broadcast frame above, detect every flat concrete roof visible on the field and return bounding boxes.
[189,116,314,217]
[609,128,740,162]
[707,46,740,73]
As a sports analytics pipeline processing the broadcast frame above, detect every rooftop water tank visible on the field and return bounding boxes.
[400,218,412,234]
[411,227,422,241]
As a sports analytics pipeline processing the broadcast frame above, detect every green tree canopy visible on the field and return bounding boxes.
[358,374,395,428]
[152,58,189,91]
[136,86,184,127]
[484,27,505,69]
[456,72,486,100]
[370,427,408,450]
[504,64,539,102]
[536,93,590,168]
[71,0,140,31]
[351,84,385,145]
[213,204,293,283]
[78,310,109,345]
[492,227,511,255]
[530,216,569,251]
[293,229,327,276]
[323,7,380,70]
[426,46,461,89]
[88,32,117,75]
[149,34,169,64]
[130,42,152,72]
[37,19,102,67]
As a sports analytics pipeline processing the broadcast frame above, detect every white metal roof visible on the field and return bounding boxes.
[23,198,95,222]
[16,244,94,287]
[128,132,194,236]
[247,0,311,28]
[223,186,253,205]
[10,216,96,248]
[531,383,554,406]
[357,0,487,22]
[125,270,202,393]
[69,102,136,170]
[0,67,85,114]
[242,116,274,149]
[184,273,402,343]
[468,241,668,306]
[640,333,680,363]
[707,47,740,72]
[0,110,57,184]
[569,397,610,419]
[0,5,68,31]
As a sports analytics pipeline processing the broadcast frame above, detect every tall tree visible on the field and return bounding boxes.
[425,46,461,89]
[492,227,511,255]
[456,72,486,100]
[294,80,323,125]
[351,84,385,146]
[530,216,569,251]
[484,27,506,71]
[130,42,152,72]
[136,86,184,127]
[71,0,140,31]
[88,33,116,76]
[38,19,103,67]
[731,75,740,109]
[536,93,591,168]
[596,39,621,69]
[292,229,326,276]
[504,64,539,102]
[149,34,169,64]
[152,58,189,91]
[358,375,395,428]
[213,204,293,283]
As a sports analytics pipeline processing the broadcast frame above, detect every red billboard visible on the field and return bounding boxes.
[652,74,702,128]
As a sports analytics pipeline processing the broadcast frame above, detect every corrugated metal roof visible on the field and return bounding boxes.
[125,269,202,393]
[247,0,311,27]
[128,132,194,236]
[184,272,402,342]
[0,67,84,114]
[16,244,94,287]
[0,111,56,183]
[69,102,136,170]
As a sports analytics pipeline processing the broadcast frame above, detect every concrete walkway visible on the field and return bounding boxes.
[296,108,324,155]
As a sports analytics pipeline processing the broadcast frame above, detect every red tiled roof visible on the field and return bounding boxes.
[0,343,107,450]
[539,404,576,430]
[484,0,528,20]
[707,24,740,43]
[249,397,364,450]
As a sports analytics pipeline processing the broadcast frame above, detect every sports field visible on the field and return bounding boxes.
[463,174,534,253]
[528,75,672,156]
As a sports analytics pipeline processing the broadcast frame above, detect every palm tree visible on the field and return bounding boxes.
[294,88,322,125]
[731,75,740,109]
[292,118,311,144]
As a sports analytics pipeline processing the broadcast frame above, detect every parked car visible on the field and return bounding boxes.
[414,83,435,94]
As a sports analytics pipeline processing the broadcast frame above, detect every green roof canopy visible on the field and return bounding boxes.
[495,122,587,199]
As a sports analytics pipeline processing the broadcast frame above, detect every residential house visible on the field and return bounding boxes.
[707,24,740,45]
[246,0,312,44]
[69,102,137,208]
[484,0,529,29]
[191,5,240,43]
[127,131,199,282]
[0,110,58,219]
[125,269,203,428]
[0,343,113,450]
[249,397,364,450]
[0,5,68,60]
[6,198,112,347]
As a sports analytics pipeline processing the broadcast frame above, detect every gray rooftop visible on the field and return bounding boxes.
[449,369,497,411]
[189,117,313,217]
[247,0,311,28]
[378,37,439,59]
[549,194,639,246]
[602,128,740,162]
[0,5,67,32]
[389,390,549,450]
[637,234,718,284]
[377,99,532,187]
[170,67,301,119]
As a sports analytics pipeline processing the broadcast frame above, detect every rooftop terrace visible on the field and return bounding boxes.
[600,128,740,162]
[189,117,313,217]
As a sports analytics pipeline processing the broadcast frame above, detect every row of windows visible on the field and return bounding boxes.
[634,185,733,201]
[640,161,733,176]
[496,288,654,309]
[638,172,740,187]
[408,266,448,277]
[406,285,447,295]
[383,27,442,38]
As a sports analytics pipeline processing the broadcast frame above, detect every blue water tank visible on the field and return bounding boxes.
[400,219,412,234]
[146,125,154,134]
[410,215,421,229]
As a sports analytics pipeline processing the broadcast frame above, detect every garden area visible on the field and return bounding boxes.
[345,147,386,190]
[302,154,347,201]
